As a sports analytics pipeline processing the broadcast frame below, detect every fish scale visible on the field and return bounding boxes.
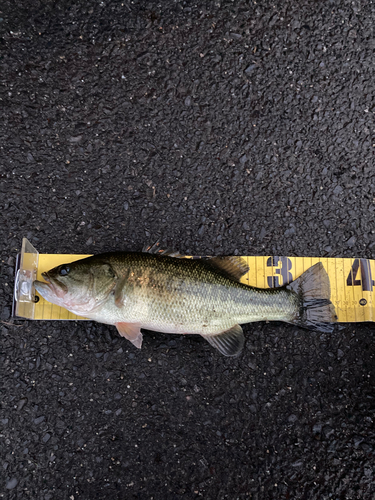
[34,251,337,356]
[91,254,298,334]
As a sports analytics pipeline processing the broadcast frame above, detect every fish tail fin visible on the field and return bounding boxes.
[287,262,337,333]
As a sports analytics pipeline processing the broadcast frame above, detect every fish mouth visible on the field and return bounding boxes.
[41,272,68,293]
[33,280,54,300]
[34,274,68,301]
[41,272,51,283]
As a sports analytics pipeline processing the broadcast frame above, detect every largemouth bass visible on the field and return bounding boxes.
[34,247,337,356]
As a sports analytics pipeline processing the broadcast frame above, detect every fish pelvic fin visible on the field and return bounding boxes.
[115,322,143,349]
[286,262,337,333]
[202,325,244,357]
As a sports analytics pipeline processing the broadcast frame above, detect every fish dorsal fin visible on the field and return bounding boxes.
[202,325,244,357]
[208,256,249,282]
[115,322,143,349]
[143,245,249,281]
[143,242,185,258]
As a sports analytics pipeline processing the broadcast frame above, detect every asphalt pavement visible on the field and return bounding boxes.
[2,0,375,498]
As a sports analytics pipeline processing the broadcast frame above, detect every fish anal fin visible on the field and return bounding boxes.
[202,325,244,357]
[115,322,143,349]
[208,256,249,282]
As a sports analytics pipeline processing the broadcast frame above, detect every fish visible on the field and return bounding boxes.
[33,246,337,357]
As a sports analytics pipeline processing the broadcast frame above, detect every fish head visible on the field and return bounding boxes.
[34,257,117,315]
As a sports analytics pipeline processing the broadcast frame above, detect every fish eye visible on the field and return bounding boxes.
[59,265,70,276]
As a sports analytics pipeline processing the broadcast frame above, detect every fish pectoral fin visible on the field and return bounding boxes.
[208,256,249,282]
[202,325,244,357]
[115,322,143,349]
[114,277,128,308]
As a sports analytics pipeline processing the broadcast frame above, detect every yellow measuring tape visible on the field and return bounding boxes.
[28,253,375,322]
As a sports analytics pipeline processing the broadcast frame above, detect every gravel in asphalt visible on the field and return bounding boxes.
[1,1,375,498]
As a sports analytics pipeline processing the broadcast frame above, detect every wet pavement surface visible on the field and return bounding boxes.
[2,0,375,498]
